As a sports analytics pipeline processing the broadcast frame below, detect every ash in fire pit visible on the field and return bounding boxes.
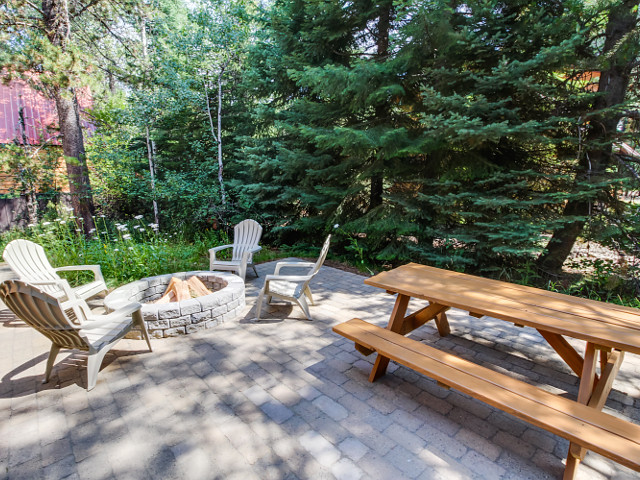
[104,271,245,338]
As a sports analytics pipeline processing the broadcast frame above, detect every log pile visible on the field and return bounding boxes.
[153,276,213,303]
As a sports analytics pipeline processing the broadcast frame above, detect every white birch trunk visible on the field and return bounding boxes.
[204,75,227,205]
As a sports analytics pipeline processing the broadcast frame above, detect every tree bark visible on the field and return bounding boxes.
[53,87,95,231]
[537,0,639,273]
[42,0,95,232]
[204,73,227,205]
[145,126,160,227]
[369,1,392,211]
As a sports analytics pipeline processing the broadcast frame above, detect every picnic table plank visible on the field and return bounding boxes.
[365,264,640,354]
[384,263,640,327]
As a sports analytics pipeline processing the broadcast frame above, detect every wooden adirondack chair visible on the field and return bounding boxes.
[0,280,152,391]
[3,239,108,302]
[209,219,263,281]
[255,235,331,320]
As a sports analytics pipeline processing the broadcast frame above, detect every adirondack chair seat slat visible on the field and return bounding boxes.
[81,318,133,353]
[267,280,305,298]
[73,280,109,300]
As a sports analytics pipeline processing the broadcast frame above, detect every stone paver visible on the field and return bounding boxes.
[1,260,639,479]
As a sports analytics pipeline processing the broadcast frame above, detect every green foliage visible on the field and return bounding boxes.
[0,207,227,286]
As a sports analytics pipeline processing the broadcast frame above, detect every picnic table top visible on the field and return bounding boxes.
[365,263,640,355]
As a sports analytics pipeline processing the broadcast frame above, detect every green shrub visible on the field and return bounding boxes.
[0,208,228,287]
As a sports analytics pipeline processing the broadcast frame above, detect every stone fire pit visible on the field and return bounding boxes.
[104,271,245,338]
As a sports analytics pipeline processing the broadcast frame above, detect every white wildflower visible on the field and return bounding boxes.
[134,215,144,220]
[64,206,73,212]
[128,246,134,250]
[117,225,128,231]
[114,248,119,252]
[43,222,51,226]
[99,214,106,218]
[27,223,35,227]
[60,221,66,224]
[122,234,131,240]
[55,218,61,222]
[334,224,340,229]
[89,228,96,234]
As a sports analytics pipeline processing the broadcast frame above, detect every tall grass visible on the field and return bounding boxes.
[0,209,228,287]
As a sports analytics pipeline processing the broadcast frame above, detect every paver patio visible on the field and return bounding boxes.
[1,260,639,479]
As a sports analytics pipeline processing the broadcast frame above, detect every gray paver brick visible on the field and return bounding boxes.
[454,427,501,461]
[331,457,364,480]
[494,431,536,459]
[385,444,427,478]
[261,399,294,424]
[298,431,340,468]
[313,395,349,421]
[460,449,506,479]
[338,437,369,462]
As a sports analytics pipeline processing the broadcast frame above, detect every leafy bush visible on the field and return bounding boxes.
[0,207,228,287]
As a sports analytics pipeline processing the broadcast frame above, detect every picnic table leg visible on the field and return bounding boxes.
[369,293,410,382]
[563,342,598,479]
[564,343,624,479]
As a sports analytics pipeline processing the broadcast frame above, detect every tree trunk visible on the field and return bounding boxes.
[217,71,227,205]
[53,87,96,231]
[145,126,160,227]
[369,2,392,211]
[42,0,95,233]
[204,74,227,205]
[537,0,638,273]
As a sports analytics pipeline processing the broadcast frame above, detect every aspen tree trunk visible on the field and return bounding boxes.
[204,72,227,205]
[42,0,95,233]
[537,0,639,272]
[140,12,160,226]
[145,126,160,227]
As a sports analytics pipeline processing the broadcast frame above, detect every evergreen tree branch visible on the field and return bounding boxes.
[71,0,108,19]
[22,0,43,15]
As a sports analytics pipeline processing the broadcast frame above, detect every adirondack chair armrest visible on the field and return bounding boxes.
[83,302,142,326]
[209,244,233,261]
[29,279,75,299]
[54,265,105,283]
[240,246,262,262]
[273,261,315,275]
[264,274,313,285]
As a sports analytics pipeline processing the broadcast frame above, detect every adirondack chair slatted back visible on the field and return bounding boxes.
[311,235,332,276]
[3,239,61,295]
[231,219,263,262]
[0,281,88,351]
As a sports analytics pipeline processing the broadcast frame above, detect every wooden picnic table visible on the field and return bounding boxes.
[333,263,640,479]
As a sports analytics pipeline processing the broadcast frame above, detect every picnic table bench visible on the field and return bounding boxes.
[333,263,640,479]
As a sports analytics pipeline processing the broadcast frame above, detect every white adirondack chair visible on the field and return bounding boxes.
[0,279,152,391]
[255,235,331,321]
[209,219,263,281]
[3,239,108,302]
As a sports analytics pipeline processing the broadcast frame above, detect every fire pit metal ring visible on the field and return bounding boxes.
[104,271,245,338]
